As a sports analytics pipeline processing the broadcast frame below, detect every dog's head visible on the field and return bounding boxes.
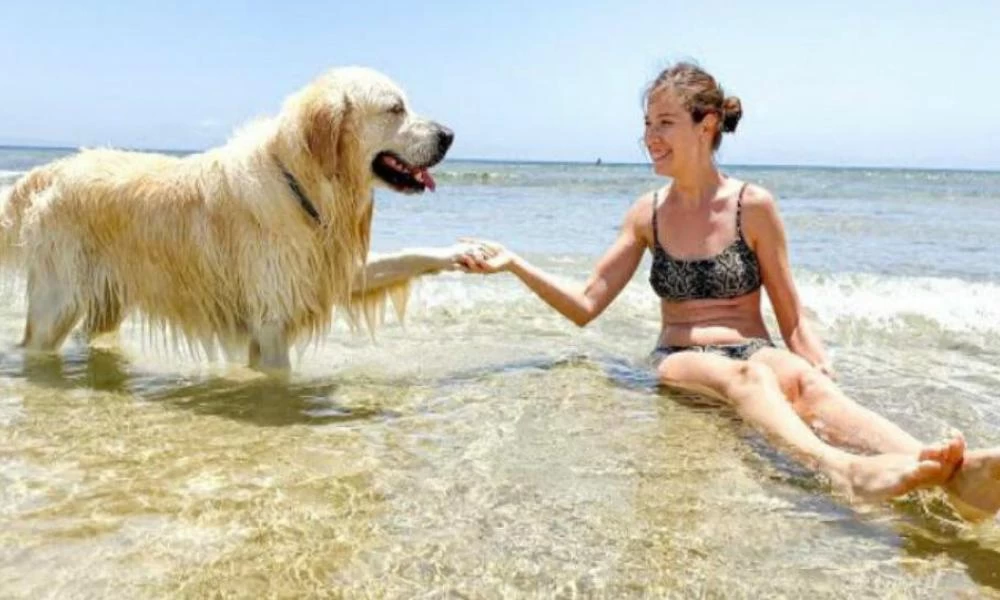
[292,67,453,194]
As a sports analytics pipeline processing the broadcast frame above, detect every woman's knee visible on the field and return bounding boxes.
[751,349,829,406]
[725,361,779,397]
[789,367,832,412]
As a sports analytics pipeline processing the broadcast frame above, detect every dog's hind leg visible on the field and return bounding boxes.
[248,321,291,371]
[19,272,82,352]
[82,292,127,342]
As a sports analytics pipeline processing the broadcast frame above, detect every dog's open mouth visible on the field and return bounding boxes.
[372,152,436,193]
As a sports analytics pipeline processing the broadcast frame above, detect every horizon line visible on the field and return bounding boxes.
[1,144,997,175]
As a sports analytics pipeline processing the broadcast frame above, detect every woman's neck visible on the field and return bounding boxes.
[668,163,724,210]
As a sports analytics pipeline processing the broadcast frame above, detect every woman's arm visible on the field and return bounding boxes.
[461,196,650,327]
[742,186,834,376]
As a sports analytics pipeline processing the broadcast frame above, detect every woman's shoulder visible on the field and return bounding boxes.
[632,185,670,212]
[620,187,667,243]
[731,180,784,241]
[733,180,777,209]
[623,186,663,218]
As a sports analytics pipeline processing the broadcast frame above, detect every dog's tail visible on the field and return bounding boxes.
[0,185,17,267]
[0,171,41,269]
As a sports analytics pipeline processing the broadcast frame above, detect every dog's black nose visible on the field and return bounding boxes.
[437,126,454,154]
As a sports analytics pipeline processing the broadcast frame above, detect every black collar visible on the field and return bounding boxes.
[278,163,322,225]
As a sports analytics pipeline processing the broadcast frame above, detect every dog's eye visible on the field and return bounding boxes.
[388,103,405,115]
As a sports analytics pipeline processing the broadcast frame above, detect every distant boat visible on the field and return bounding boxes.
[595,158,602,165]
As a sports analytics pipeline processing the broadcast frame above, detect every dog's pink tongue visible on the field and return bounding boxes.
[417,168,436,192]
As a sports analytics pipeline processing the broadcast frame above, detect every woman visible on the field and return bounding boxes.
[459,62,1000,518]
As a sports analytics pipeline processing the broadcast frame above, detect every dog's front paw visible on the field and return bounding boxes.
[435,241,488,271]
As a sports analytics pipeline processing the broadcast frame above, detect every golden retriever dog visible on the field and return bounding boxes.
[0,66,477,370]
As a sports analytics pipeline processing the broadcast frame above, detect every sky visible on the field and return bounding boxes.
[1,0,998,169]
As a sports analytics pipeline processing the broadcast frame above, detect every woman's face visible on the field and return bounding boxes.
[643,89,715,177]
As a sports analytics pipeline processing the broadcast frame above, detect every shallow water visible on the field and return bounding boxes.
[3,149,1000,597]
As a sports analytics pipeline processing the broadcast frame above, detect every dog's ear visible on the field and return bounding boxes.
[304,94,361,182]
[334,98,364,191]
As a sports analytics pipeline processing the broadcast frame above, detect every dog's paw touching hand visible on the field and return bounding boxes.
[441,241,488,270]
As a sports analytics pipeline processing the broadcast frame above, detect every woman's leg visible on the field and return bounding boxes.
[748,348,925,454]
[750,347,1000,520]
[656,351,963,502]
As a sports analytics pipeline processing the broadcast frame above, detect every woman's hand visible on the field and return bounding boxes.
[456,238,517,274]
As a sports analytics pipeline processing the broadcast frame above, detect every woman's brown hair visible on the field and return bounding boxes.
[645,62,742,150]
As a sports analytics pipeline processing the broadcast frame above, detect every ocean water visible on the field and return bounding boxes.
[3,146,1000,597]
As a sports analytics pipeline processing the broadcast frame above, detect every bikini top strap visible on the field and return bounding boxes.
[651,190,662,248]
[736,182,749,238]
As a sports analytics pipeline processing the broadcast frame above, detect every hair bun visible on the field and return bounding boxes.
[721,96,743,133]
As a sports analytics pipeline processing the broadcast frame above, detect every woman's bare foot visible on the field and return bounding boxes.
[946,447,1000,521]
[835,436,966,502]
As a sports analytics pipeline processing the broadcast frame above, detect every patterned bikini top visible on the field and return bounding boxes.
[649,183,762,302]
